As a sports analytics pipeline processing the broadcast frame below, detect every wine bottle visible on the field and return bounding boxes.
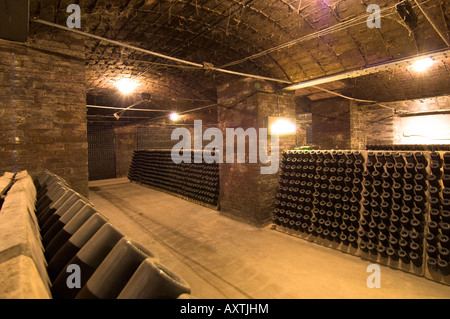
[430,151,442,166]
[426,232,437,246]
[444,175,450,188]
[376,152,386,164]
[426,245,439,258]
[366,161,375,173]
[410,218,424,232]
[393,152,405,164]
[414,195,426,211]
[428,221,440,235]
[441,222,450,237]
[357,229,367,241]
[404,184,414,196]
[367,242,378,255]
[398,250,409,264]
[395,163,406,175]
[443,199,450,212]
[404,152,416,164]
[443,188,450,200]
[367,151,376,163]
[427,257,438,272]
[378,233,389,246]
[439,234,450,249]
[437,259,449,276]
[409,251,422,267]
[377,244,388,258]
[442,210,450,224]
[439,247,450,263]
[444,152,450,165]
[366,230,377,244]
[389,236,399,250]
[430,162,442,178]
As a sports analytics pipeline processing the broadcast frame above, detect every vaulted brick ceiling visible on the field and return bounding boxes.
[30,0,450,115]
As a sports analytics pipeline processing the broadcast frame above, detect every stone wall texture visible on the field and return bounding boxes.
[311,98,350,149]
[0,29,88,196]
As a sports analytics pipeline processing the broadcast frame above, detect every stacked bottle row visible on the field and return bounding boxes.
[425,151,450,276]
[358,151,428,268]
[273,150,364,248]
[367,144,450,152]
[128,150,219,206]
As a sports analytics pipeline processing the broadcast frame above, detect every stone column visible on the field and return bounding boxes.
[216,78,296,227]
[350,101,367,150]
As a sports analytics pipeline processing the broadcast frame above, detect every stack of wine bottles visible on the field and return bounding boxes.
[128,150,219,207]
[274,149,450,284]
[358,151,426,269]
[425,151,450,278]
[273,150,363,250]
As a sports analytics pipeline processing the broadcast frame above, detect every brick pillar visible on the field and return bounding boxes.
[216,78,296,227]
[0,29,88,196]
[350,101,366,150]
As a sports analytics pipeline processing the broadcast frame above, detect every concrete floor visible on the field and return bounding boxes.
[88,178,450,299]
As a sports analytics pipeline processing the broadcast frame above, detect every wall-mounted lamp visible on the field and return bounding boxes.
[267,116,297,135]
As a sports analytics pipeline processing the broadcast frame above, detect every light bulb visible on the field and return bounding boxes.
[115,78,138,94]
[270,118,296,135]
[411,58,434,73]
[169,112,180,121]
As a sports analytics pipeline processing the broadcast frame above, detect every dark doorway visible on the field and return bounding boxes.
[87,125,116,181]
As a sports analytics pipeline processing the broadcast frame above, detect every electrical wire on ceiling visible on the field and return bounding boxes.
[413,0,450,46]
[32,19,291,84]
[219,0,411,69]
[310,85,399,112]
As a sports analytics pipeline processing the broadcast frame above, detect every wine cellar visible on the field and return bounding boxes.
[2,0,450,301]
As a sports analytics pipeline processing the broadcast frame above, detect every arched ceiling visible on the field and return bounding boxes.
[30,0,450,121]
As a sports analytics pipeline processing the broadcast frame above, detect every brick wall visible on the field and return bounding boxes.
[350,101,366,149]
[349,95,450,146]
[311,98,350,149]
[113,106,218,177]
[114,125,136,178]
[0,29,88,196]
[296,113,312,146]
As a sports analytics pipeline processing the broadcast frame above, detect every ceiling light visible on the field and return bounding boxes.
[411,58,434,73]
[115,78,138,94]
[169,112,181,121]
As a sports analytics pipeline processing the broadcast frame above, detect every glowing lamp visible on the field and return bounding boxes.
[411,58,434,73]
[268,117,297,135]
[115,78,138,94]
[169,112,181,121]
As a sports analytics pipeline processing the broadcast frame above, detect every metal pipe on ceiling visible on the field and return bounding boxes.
[32,19,291,85]
[282,48,450,91]
[87,105,170,112]
[398,109,450,117]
